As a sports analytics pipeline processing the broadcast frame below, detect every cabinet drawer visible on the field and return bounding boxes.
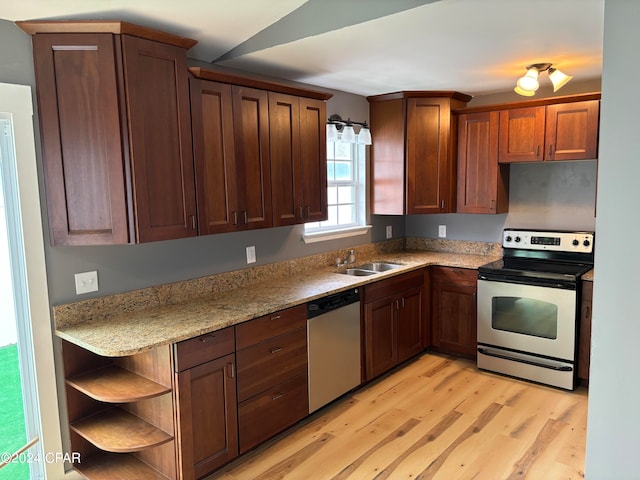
[431,266,477,286]
[235,304,306,349]
[238,373,308,453]
[363,270,424,303]
[174,327,235,372]
[236,327,308,402]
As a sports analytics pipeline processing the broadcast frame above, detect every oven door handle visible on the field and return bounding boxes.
[477,347,573,372]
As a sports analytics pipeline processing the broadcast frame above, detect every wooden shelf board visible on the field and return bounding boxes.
[71,409,173,453]
[66,365,171,403]
[74,452,170,480]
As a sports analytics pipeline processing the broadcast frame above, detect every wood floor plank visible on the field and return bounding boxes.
[206,353,588,480]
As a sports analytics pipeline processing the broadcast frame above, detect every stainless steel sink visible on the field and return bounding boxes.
[342,268,378,276]
[355,262,403,272]
[339,262,403,276]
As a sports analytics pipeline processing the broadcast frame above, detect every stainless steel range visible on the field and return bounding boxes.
[477,229,594,390]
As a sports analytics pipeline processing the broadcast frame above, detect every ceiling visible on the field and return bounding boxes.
[3,0,605,97]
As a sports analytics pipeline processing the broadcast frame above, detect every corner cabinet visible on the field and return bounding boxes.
[367,91,472,214]
[430,266,477,359]
[61,341,177,479]
[498,98,600,163]
[363,270,427,381]
[456,111,509,214]
[19,21,198,245]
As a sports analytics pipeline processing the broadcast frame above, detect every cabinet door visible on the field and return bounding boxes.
[269,93,302,226]
[457,112,509,214]
[364,295,397,380]
[299,97,328,222]
[190,79,238,234]
[397,285,425,364]
[121,35,197,242]
[32,33,130,245]
[498,106,545,163]
[431,267,478,358]
[175,354,238,480]
[232,86,272,230]
[406,97,453,213]
[545,100,599,161]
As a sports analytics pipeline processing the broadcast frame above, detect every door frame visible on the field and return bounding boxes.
[1,82,78,479]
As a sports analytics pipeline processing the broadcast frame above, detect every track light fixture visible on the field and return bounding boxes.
[514,63,573,97]
[326,114,372,145]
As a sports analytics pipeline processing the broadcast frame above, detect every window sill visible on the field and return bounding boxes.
[302,225,372,244]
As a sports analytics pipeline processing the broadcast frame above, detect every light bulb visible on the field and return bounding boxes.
[549,68,573,92]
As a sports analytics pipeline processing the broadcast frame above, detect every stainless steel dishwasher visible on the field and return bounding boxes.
[307,288,361,413]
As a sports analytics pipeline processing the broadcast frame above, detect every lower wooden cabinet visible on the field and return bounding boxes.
[174,328,238,479]
[430,266,477,359]
[363,270,427,381]
[235,305,309,453]
[578,280,593,382]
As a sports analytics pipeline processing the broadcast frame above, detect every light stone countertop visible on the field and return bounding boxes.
[55,249,499,357]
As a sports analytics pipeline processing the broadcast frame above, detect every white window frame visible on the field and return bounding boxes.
[303,137,370,243]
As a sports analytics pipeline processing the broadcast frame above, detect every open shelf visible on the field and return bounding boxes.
[66,365,171,403]
[70,408,173,453]
[74,452,170,480]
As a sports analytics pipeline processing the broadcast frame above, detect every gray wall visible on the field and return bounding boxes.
[585,1,640,478]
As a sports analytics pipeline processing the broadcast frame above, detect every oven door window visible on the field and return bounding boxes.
[492,296,558,339]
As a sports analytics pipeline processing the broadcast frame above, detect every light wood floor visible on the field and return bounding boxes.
[207,352,588,480]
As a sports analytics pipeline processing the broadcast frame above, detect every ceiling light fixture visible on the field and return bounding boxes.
[514,63,573,96]
[327,114,372,145]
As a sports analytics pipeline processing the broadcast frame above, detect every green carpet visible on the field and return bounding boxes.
[0,344,29,479]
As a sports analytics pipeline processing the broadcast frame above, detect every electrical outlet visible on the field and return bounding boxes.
[386,225,392,239]
[438,225,447,238]
[246,245,256,264]
[75,271,98,295]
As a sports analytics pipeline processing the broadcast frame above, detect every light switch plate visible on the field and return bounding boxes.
[246,246,256,264]
[75,271,98,295]
[438,225,447,238]
[386,225,392,239]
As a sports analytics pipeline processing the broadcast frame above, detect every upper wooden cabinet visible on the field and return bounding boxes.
[189,68,331,233]
[498,99,600,163]
[269,94,327,226]
[367,92,472,214]
[456,111,509,214]
[21,21,198,245]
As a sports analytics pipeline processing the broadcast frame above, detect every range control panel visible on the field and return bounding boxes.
[502,229,594,253]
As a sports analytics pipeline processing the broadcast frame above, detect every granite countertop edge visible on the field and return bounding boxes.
[54,250,503,357]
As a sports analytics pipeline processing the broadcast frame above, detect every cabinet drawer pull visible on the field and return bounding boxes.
[536,145,540,157]
[243,210,248,224]
[232,211,238,225]
[298,206,303,219]
[199,333,217,342]
[270,314,282,321]
[226,362,235,378]
[548,144,554,157]
[269,347,283,354]
[305,205,311,218]
[190,215,197,230]
[271,393,284,401]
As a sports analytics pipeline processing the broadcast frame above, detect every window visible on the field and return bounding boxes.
[304,138,369,242]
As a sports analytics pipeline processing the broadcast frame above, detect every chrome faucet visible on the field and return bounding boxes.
[336,249,356,267]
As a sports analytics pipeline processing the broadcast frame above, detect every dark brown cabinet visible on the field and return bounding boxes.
[430,266,477,359]
[367,92,471,215]
[456,111,509,214]
[499,100,599,163]
[578,280,593,382]
[269,94,327,226]
[189,68,331,234]
[235,305,308,453]
[21,22,198,245]
[363,270,426,380]
[174,328,238,479]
